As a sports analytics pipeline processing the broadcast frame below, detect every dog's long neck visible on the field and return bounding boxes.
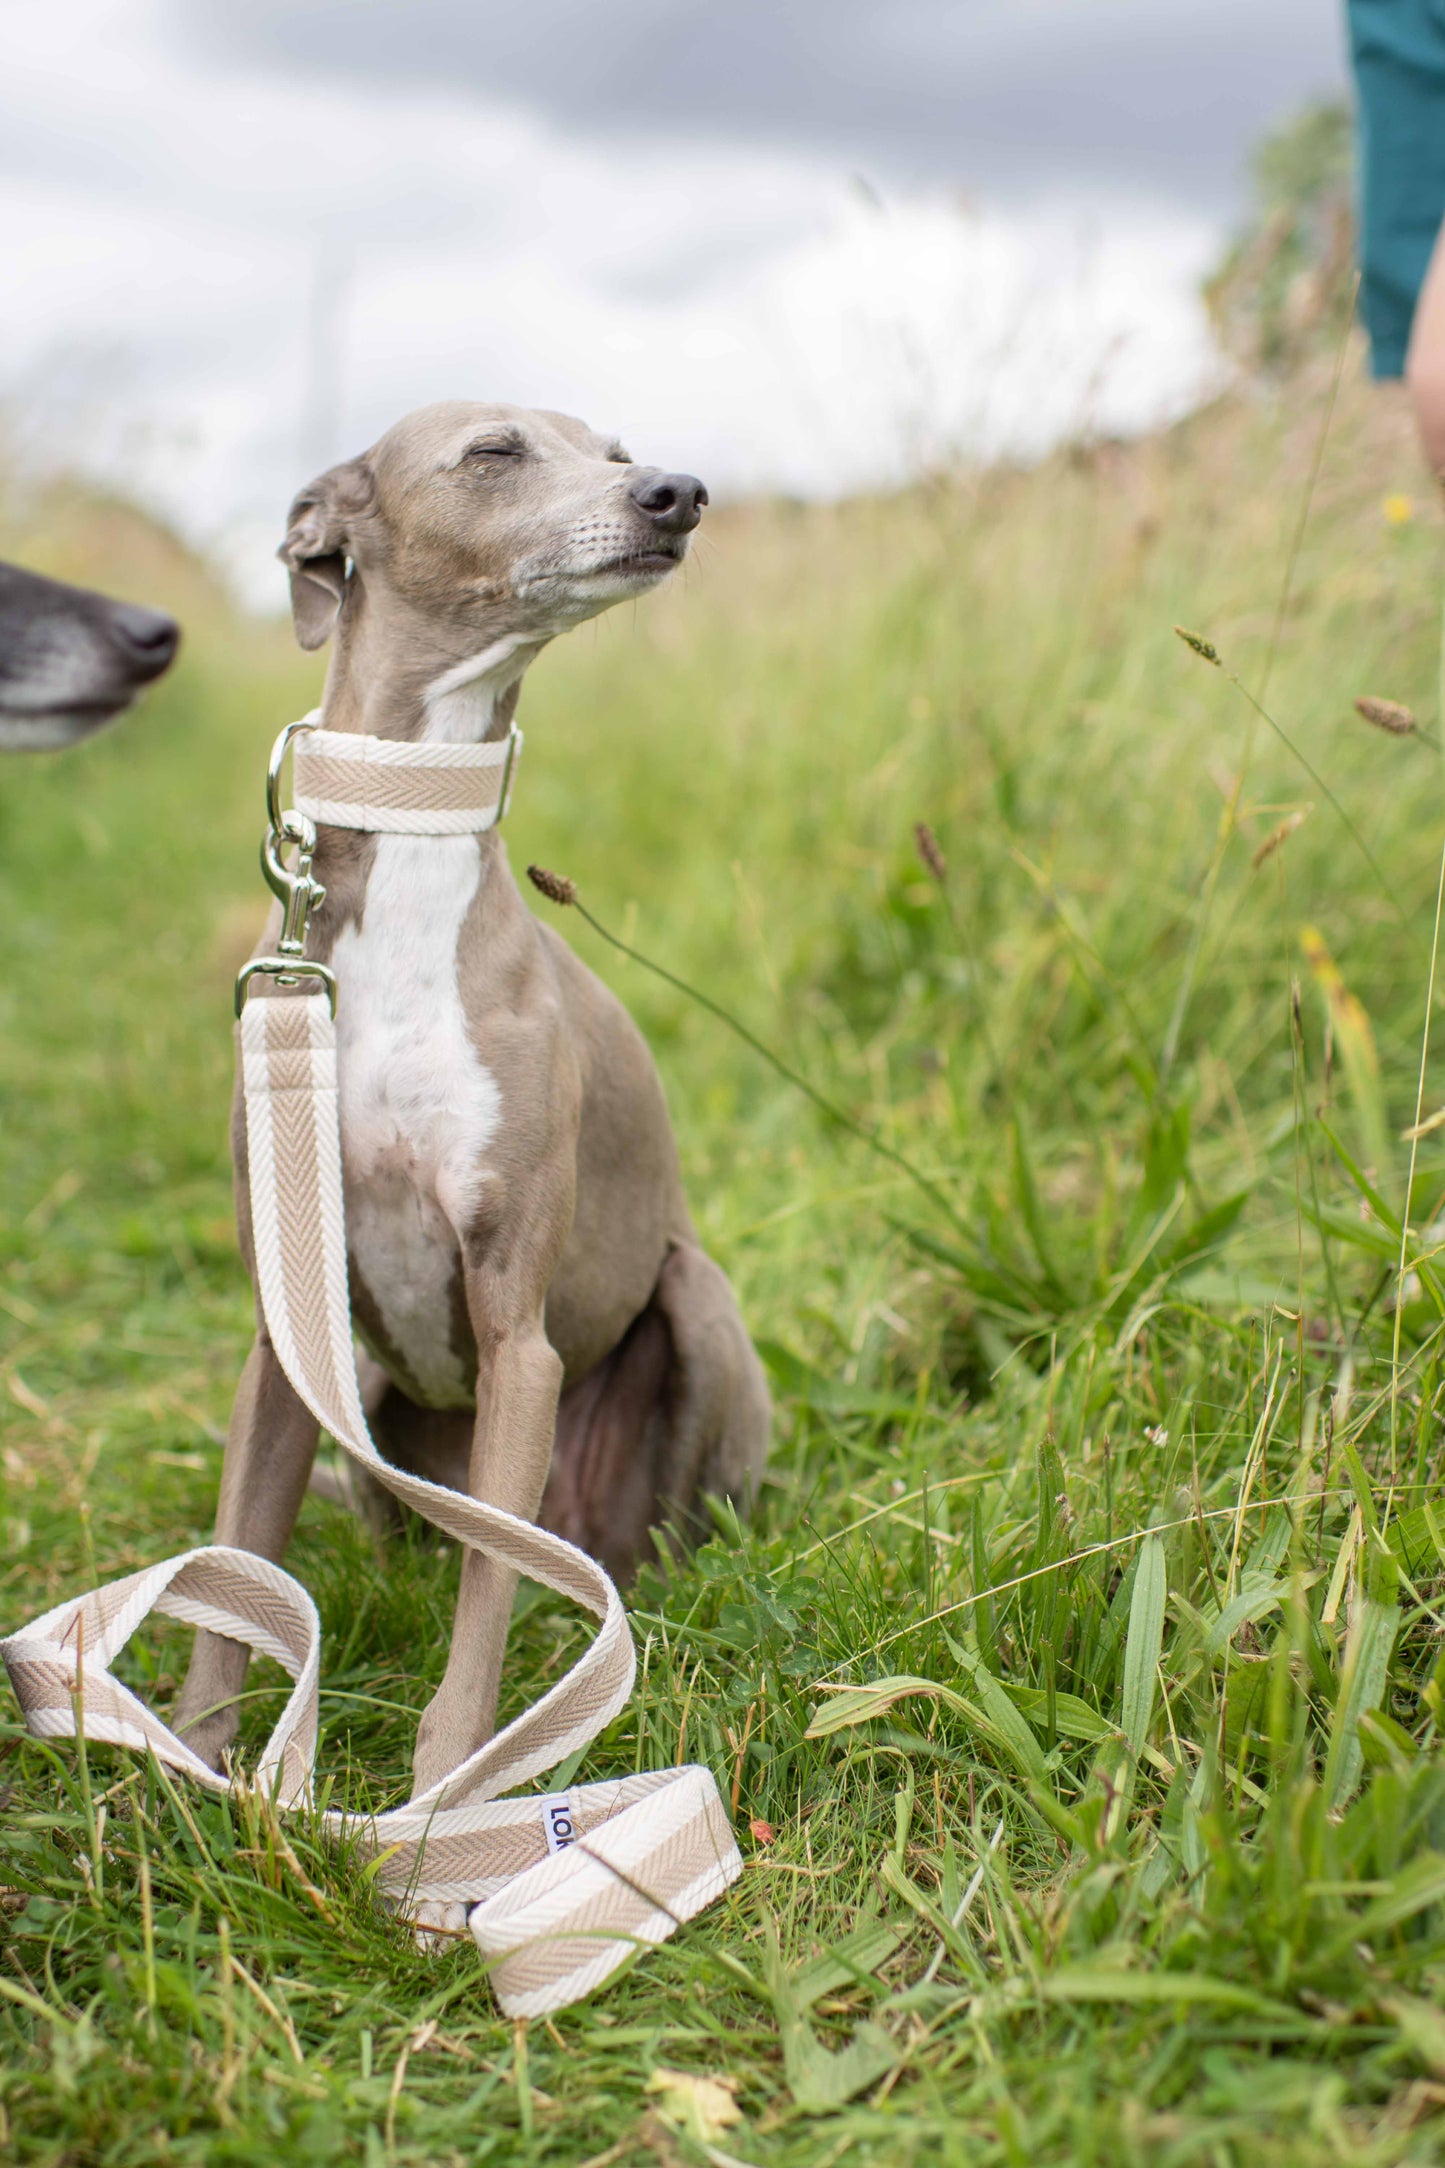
[308,595,545,935]
[320,589,545,746]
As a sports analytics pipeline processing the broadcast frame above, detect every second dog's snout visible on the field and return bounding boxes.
[109,601,180,681]
[629,469,708,535]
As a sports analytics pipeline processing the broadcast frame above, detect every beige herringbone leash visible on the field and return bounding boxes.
[1,716,742,2020]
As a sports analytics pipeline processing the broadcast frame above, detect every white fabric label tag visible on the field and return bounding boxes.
[541,1793,577,1855]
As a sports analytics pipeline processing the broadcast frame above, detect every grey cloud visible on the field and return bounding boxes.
[170,0,1349,213]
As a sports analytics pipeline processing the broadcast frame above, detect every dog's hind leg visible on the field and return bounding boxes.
[172,1332,319,1769]
[541,1296,674,1579]
[541,1241,770,1582]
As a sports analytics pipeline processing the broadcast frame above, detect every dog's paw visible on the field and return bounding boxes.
[389,1896,472,1950]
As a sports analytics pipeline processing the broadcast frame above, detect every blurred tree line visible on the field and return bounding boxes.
[1206,102,1355,376]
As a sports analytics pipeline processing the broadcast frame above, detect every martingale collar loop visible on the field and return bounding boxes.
[234,711,522,1014]
[289,712,523,836]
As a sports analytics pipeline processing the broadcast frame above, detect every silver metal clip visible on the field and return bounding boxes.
[235,721,338,1018]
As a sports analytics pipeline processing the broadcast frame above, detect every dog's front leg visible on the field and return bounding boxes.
[172,1330,320,1768]
[411,1298,563,1797]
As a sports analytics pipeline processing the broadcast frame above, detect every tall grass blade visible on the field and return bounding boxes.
[1121,1536,1167,1763]
[1323,1594,1400,1810]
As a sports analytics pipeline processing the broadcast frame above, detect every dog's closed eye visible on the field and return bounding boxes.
[464,439,525,464]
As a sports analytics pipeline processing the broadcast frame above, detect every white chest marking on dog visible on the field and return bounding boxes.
[332,836,498,1410]
[327,648,539,1408]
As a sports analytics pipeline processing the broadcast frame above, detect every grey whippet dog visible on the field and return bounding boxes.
[174,402,770,1794]
[0,560,177,750]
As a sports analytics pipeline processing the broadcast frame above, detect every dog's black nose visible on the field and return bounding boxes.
[108,602,180,682]
[629,469,708,536]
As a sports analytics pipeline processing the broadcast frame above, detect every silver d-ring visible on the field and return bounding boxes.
[235,956,338,1019]
[266,713,322,838]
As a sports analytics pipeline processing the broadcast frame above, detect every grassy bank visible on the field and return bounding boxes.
[4,356,1445,2164]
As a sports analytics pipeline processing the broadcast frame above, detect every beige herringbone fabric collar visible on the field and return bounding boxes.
[288,711,522,835]
[2,987,742,2018]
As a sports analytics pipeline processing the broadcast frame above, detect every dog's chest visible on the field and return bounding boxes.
[331,836,497,1407]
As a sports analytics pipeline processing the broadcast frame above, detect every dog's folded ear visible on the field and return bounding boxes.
[277,458,374,651]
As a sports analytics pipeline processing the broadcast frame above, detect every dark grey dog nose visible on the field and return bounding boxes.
[108,602,179,682]
[629,469,708,535]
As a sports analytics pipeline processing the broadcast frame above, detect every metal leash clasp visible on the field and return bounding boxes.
[235,719,339,1017]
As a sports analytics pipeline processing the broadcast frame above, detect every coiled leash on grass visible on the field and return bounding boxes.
[1,715,742,2019]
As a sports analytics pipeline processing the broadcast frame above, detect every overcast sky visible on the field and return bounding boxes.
[2,0,1348,601]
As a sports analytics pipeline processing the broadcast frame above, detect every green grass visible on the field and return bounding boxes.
[6,359,1445,2164]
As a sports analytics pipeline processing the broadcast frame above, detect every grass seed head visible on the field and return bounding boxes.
[1252,806,1310,869]
[526,864,577,907]
[1173,624,1221,666]
[914,821,948,882]
[1354,695,1416,735]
